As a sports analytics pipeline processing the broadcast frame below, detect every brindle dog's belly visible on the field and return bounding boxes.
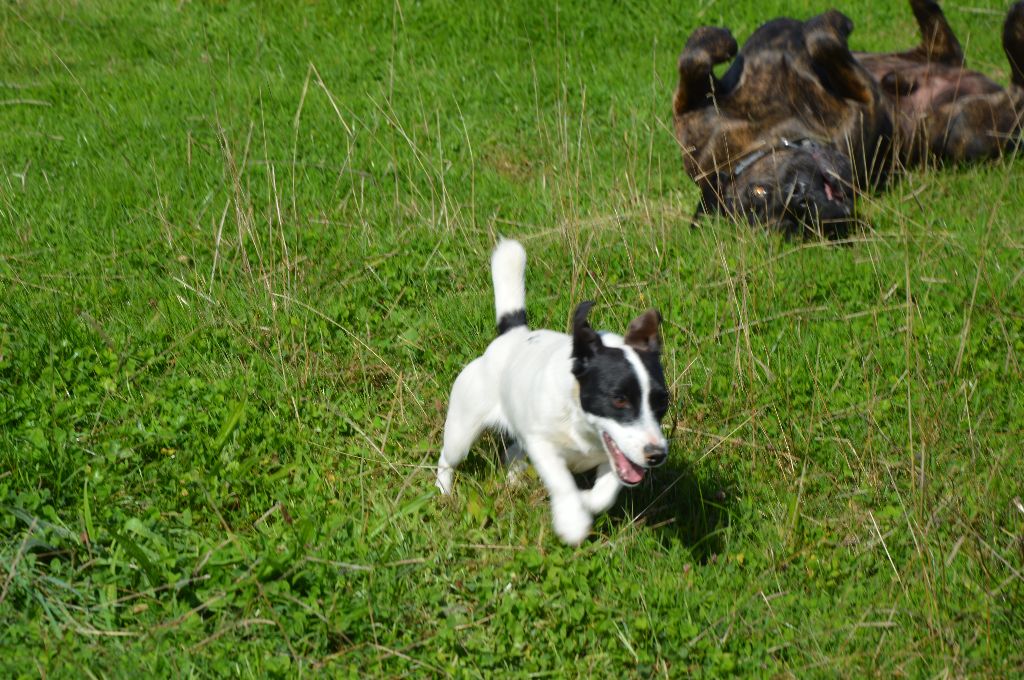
[858,54,1009,161]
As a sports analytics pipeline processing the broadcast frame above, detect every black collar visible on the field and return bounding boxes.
[730,137,824,178]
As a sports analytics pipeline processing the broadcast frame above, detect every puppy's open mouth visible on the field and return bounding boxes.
[601,432,645,487]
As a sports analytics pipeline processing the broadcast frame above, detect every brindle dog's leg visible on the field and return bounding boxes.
[1002,1,1024,145]
[880,2,965,99]
[1007,1,1024,92]
[804,10,890,187]
[905,0,965,65]
[804,10,876,105]
[937,2,1024,161]
[674,27,741,217]
[673,27,738,116]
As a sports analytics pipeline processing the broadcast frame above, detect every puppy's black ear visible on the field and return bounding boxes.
[571,301,601,376]
[624,308,662,353]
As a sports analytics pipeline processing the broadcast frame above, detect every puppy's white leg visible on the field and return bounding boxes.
[579,463,622,515]
[437,358,494,494]
[523,437,592,545]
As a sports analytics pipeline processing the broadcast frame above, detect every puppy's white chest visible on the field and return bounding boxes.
[564,448,606,473]
[550,430,605,473]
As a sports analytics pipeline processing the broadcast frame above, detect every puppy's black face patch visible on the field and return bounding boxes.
[571,300,669,424]
[638,351,670,422]
[577,348,640,422]
[575,347,670,424]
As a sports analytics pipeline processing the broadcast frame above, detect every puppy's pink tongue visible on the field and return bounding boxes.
[603,432,646,485]
[616,456,645,485]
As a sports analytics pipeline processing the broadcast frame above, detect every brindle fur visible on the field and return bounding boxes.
[673,0,1024,236]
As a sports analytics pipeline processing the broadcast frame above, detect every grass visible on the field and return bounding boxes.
[2,0,1023,675]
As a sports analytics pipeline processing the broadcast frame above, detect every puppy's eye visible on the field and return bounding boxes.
[751,185,768,200]
[611,396,630,410]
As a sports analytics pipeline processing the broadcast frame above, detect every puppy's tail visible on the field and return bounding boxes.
[491,238,528,335]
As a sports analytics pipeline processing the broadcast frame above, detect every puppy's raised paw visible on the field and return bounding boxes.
[552,499,592,546]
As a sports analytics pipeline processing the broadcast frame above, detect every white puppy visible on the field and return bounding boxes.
[436,239,670,545]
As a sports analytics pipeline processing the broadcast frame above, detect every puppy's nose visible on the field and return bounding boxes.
[644,443,668,467]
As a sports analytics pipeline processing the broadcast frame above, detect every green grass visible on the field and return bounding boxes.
[2,0,1023,675]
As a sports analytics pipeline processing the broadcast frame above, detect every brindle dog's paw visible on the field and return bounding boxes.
[682,26,738,66]
[910,0,945,20]
[805,9,855,59]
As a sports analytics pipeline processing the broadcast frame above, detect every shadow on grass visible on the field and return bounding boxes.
[605,459,737,563]
[448,434,736,562]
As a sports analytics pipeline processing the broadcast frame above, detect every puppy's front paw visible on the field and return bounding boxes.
[551,500,592,546]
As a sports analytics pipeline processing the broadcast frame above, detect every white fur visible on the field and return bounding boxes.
[491,239,527,322]
[436,240,668,546]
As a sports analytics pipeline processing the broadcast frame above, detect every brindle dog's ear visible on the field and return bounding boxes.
[571,301,602,375]
[624,308,662,354]
[694,172,728,221]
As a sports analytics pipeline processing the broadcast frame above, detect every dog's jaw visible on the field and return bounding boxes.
[601,431,646,486]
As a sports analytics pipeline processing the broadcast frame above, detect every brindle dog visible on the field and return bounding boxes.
[673,0,1024,237]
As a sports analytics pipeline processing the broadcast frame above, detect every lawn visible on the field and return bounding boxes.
[2,0,1023,675]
